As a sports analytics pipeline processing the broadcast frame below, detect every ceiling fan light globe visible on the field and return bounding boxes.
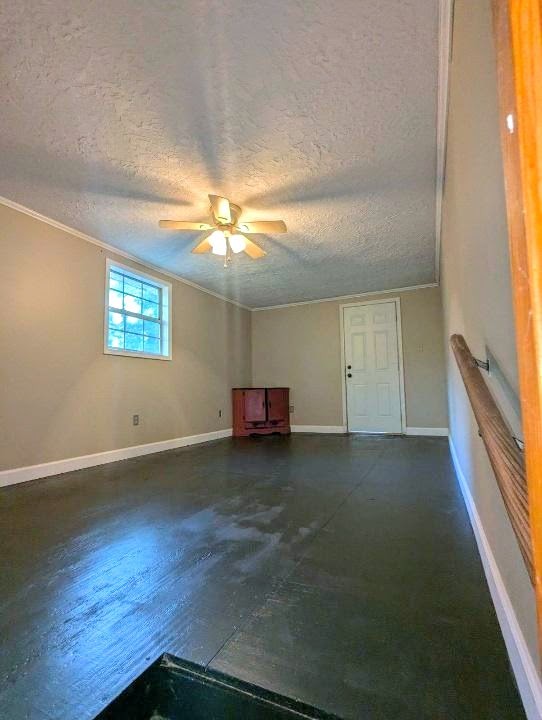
[208,230,227,256]
[229,234,247,253]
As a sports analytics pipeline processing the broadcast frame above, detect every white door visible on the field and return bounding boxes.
[343,301,403,433]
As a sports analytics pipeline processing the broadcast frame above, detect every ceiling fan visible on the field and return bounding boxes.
[159,195,287,267]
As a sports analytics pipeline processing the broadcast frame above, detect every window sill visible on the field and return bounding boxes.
[104,348,172,361]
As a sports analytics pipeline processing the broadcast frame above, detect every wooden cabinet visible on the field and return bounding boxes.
[232,388,291,437]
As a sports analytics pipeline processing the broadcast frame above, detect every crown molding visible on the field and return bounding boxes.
[0,195,251,311]
[251,283,439,312]
[1,194,439,313]
[435,0,454,283]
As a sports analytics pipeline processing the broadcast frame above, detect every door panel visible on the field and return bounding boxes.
[377,383,391,416]
[374,331,390,370]
[353,384,369,416]
[267,388,288,422]
[344,302,402,433]
[244,389,266,422]
[351,332,367,370]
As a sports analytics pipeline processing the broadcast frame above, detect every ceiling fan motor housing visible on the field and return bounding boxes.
[212,202,242,227]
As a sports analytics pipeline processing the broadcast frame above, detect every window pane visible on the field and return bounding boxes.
[125,315,144,335]
[106,267,169,358]
[124,277,142,298]
[109,311,124,329]
[109,290,123,309]
[124,294,142,314]
[142,299,159,318]
[144,319,160,338]
[108,329,124,349]
[110,272,123,291]
[125,333,144,351]
[144,336,161,354]
[143,284,160,303]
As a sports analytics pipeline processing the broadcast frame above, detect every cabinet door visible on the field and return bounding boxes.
[244,389,267,421]
[267,388,289,422]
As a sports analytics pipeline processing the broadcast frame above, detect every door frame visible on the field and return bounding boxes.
[339,297,407,434]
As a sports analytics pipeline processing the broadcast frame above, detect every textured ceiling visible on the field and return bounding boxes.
[0,0,438,308]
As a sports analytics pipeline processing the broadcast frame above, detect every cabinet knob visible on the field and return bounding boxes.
[347,365,352,370]
[347,373,352,378]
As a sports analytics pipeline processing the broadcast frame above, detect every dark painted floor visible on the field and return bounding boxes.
[0,435,524,719]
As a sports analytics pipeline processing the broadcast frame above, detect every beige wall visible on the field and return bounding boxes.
[440,0,538,672]
[252,286,448,430]
[0,203,448,475]
[0,204,252,471]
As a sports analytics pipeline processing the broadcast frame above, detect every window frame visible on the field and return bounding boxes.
[103,258,172,361]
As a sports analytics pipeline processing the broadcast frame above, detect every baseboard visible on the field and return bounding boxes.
[291,425,347,434]
[0,429,233,489]
[448,437,542,720]
[405,426,449,436]
[290,425,449,436]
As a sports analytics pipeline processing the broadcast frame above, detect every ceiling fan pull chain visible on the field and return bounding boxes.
[224,238,232,268]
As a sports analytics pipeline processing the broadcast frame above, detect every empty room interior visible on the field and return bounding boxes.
[2,1,542,718]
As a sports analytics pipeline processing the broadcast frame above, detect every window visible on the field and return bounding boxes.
[104,260,171,359]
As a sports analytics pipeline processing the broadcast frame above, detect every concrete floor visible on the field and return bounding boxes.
[0,434,524,719]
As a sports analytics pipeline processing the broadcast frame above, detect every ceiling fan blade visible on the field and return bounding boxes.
[208,194,232,224]
[243,235,267,259]
[236,220,287,234]
[191,233,213,254]
[159,220,213,231]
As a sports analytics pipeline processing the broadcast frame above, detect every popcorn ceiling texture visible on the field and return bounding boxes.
[0,0,438,308]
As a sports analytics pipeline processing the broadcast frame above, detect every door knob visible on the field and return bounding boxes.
[347,373,352,378]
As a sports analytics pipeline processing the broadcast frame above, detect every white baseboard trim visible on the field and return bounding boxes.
[0,429,233,489]
[405,426,449,436]
[448,436,542,720]
[291,425,347,434]
[290,425,449,437]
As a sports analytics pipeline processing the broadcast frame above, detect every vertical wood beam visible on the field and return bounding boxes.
[492,0,542,654]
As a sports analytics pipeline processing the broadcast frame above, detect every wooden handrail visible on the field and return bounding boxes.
[493,0,542,654]
[451,334,533,582]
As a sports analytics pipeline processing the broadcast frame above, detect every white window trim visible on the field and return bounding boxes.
[104,258,172,361]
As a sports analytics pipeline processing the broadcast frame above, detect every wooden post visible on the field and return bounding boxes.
[492,0,542,653]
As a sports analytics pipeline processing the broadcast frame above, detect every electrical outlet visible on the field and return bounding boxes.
[289,405,294,413]
[218,409,222,418]
[133,414,139,426]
